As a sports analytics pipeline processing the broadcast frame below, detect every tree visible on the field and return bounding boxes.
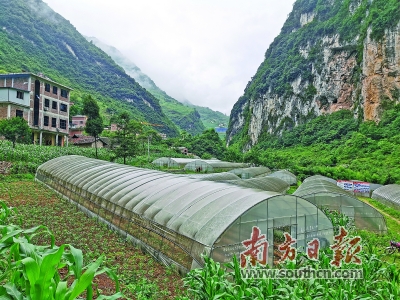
[138,128,162,160]
[187,128,226,159]
[0,117,31,148]
[111,112,143,164]
[82,95,103,158]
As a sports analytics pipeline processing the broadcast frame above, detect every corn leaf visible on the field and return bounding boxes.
[66,255,104,300]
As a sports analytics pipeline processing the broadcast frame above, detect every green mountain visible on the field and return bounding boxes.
[0,0,179,137]
[227,0,400,149]
[184,102,229,130]
[86,36,205,135]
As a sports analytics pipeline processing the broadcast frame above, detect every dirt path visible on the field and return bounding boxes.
[359,197,400,226]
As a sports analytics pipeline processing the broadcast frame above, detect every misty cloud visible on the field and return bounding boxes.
[43,0,295,115]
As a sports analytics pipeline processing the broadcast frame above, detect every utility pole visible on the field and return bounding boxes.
[147,135,150,162]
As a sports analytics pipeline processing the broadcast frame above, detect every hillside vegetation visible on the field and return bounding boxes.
[239,104,400,184]
[0,0,179,137]
[185,103,229,129]
[227,0,400,146]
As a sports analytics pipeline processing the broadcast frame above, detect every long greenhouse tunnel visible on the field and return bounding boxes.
[36,156,334,272]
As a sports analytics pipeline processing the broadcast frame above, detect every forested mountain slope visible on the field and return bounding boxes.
[0,0,179,137]
[227,0,400,149]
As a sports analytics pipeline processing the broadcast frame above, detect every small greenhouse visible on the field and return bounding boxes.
[221,177,290,193]
[36,156,334,272]
[304,175,337,184]
[372,184,400,210]
[183,160,249,173]
[228,166,271,179]
[151,157,178,168]
[294,179,387,233]
[152,157,221,169]
[152,157,198,168]
[268,170,297,185]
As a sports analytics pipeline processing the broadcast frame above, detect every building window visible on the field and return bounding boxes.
[45,83,50,92]
[60,119,67,129]
[44,116,49,126]
[16,110,23,118]
[53,86,58,95]
[60,103,68,112]
[61,89,68,98]
[16,91,24,99]
[52,101,58,110]
[51,118,57,128]
[44,98,50,107]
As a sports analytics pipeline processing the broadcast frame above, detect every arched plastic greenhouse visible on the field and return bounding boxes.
[220,177,290,193]
[372,184,400,210]
[36,156,334,271]
[187,173,289,193]
[152,157,223,169]
[151,157,177,168]
[294,179,387,233]
[304,175,337,184]
[268,170,297,185]
[183,160,249,173]
[228,166,271,179]
[152,157,198,168]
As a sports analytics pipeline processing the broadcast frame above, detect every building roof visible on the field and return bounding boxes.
[69,134,109,145]
[0,72,73,91]
[0,87,31,92]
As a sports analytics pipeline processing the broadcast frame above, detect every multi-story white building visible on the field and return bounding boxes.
[0,72,72,146]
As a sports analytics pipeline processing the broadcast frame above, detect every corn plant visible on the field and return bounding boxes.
[321,207,355,234]
[182,246,400,300]
[0,201,123,300]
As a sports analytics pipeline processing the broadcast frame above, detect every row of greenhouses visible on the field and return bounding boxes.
[185,173,290,193]
[372,184,400,210]
[152,157,249,172]
[36,156,334,272]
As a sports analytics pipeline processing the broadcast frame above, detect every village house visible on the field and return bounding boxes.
[69,115,87,136]
[0,72,72,146]
[69,134,110,148]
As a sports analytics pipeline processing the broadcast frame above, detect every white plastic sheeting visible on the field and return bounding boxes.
[36,156,333,271]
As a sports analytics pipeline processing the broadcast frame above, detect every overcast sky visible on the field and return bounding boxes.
[44,0,295,115]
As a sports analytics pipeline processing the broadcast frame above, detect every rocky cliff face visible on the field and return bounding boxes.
[363,24,400,120]
[227,0,400,149]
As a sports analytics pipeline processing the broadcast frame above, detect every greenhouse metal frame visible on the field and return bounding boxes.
[36,156,334,272]
[372,184,400,210]
[294,179,387,233]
